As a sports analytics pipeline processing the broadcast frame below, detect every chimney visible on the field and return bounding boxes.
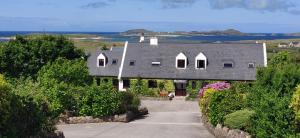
[150,37,158,46]
[139,33,145,43]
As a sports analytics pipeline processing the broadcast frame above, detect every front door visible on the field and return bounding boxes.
[175,83,187,96]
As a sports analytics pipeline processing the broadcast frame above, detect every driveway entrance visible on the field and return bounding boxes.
[57,99,214,138]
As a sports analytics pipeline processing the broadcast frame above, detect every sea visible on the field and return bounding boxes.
[1,31,300,43]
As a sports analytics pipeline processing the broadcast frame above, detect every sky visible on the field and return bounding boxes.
[1,0,300,33]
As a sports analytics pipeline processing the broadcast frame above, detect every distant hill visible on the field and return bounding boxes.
[121,29,246,36]
[188,29,245,36]
[120,29,154,36]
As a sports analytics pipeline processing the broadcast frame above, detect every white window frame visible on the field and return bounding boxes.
[176,52,187,69]
[195,52,207,70]
[97,53,107,67]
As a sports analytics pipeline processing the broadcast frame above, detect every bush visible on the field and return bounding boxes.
[249,89,296,138]
[246,52,300,137]
[129,78,159,97]
[186,81,201,99]
[118,92,141,113]
[199,88,217,115]
[38,58,93,86]
[208,89,244,126]
[0,35,84,78]
[291,85,300,124]
[224,109,255,130]
[0,75,55,138]
[79,81,121,117]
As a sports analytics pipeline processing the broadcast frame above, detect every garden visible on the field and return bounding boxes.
[0,35,141,138]
[199,52,300,137]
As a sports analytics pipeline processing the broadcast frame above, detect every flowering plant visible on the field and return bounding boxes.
[199,82,231,97]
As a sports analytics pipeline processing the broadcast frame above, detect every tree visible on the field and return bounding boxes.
[38,58,93,86]
[0,35,85,78]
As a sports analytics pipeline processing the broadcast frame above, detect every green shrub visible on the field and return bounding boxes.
[0,75,55,138]
[79,82,120,117]
[246,52,300,137]
[129,78,158,97]
[186,81,201,99]
[118,92,141,113]
[38,58,93,86]
[208,89,244,126]
[0,35,84,78]
[290,85,300,124]
[224,109,255,130]
[249,89,296,138]
[199,88,216,115]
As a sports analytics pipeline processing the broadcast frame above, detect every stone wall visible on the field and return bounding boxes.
[58,107,148,124]
[201,115,251,138]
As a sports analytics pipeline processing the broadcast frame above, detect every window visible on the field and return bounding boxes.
[197,60,205,69]
[192,81,196,89]
[177,60,186,68]
[195,52,207,69]
[97,53,107,67]
[224,63,233,68]
[148,80,157,88]
[113,79,119,88]
[123,79,130,88]
[152,62,161,66]
[98,59,104,67]
[129,60,135,66]
[248,63,255,68]
[96,78,101,86]
[176,52,187,69]
[112,59,118,65]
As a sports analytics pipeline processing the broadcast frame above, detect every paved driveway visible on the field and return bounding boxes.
[57,98,214,138]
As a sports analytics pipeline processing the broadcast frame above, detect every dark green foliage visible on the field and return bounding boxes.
[224,109,255,130]
[246,52,300,137]
[38,58,93,86]
[129,78,158,97]
[79,81,121,117]
[248,89,296,138]
[208,89,244,126]
[0,35,84,78]
[186,80,201,99]
[118,92,141,113]
[0,75,54,138]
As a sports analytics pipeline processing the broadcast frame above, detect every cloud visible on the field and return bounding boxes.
[81,1,110,9]
[208,0,300,14]
[160,0,197,9]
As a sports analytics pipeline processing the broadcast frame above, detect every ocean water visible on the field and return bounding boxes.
[1,31,300,43]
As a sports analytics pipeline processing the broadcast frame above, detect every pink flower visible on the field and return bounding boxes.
[199,82,231,97]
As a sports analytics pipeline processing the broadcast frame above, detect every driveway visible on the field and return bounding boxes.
[57,98,215,138]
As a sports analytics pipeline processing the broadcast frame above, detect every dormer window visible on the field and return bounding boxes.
[176,53,187,69]
[195,52,207,69]
[97,53,107,67]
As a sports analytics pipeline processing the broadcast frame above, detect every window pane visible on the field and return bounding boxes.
[130,60,135,66]
[148,80,157,88]
[123,79,130,88]
[177,60,185,68]
[112,59,118,64]
[197,60,205,68]
[224,63,233,68]
[99,59,104,66]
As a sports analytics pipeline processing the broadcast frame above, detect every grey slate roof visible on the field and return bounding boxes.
[87,47,123,77]
[88,42,265,81]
